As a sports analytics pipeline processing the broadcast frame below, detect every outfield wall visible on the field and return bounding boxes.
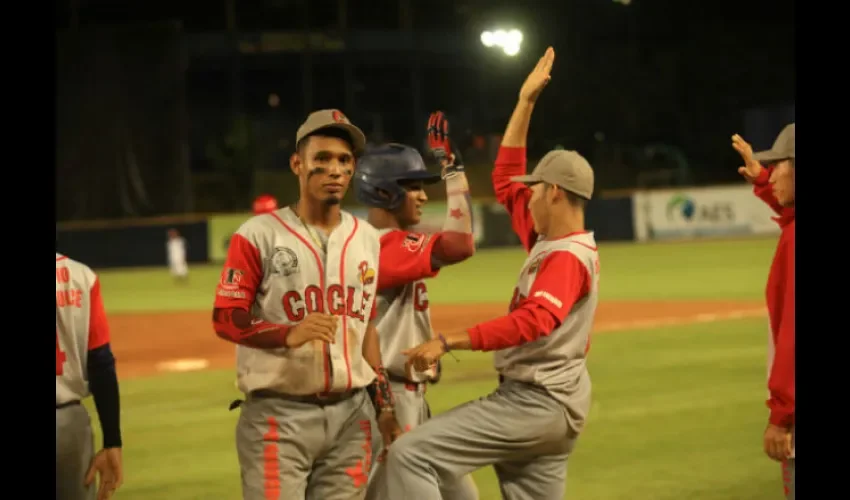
[56,184,780,268]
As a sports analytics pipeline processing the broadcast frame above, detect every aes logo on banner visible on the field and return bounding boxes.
[665,194,735,224]
[632,185,780,242]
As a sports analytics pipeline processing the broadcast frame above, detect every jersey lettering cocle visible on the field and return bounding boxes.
[56,253,110,405]
[214,208,380,395]
[375,228,441,382]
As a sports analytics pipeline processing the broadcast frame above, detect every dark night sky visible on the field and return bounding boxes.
[56,0,795,185]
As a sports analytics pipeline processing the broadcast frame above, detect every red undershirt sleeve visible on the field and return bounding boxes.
[212,233,291,349]
[492,146,538,252]
[467,251,591,351]
[377,230,441,290]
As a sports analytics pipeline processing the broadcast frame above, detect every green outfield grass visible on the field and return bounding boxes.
[80,237,781,499]
[96,237,778,314]
[86,317,778,500]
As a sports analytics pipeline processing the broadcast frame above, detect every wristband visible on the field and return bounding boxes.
[438,333,459,362]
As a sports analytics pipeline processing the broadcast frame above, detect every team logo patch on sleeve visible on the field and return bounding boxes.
[220,268,243,289]
[402,233,427,253]
[526,251,549,274]
[358,260,376,285]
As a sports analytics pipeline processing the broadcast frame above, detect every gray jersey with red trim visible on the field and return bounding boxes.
[220,207,381,395]
[374,229,440,383]
[495,232,600,432]
[56,253,98,405]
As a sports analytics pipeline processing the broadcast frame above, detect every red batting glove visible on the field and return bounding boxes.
[426,111,464,178]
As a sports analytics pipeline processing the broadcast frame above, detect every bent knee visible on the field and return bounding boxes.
[385,433,427,469]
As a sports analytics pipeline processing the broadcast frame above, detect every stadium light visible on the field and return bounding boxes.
[480,28,523,56]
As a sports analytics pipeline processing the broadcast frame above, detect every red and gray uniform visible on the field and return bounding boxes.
[213,207,381,500]
[385,146,600,500]
[364,228,479,500]
[373,229,441,383]
[56,253,122,500]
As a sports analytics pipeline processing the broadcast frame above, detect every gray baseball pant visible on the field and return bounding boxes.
[236,389,376,500]
[56,403,95,500]
[783,459,795,500]
[783,426,795,500]
[365,380,479,500]
[385,379,578,500]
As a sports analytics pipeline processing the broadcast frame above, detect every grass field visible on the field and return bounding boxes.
[81,237,781,499]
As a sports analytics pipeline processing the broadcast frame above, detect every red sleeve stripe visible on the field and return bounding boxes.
[87,278,111,350]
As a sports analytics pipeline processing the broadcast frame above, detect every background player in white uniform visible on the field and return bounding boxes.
[166,228,188,283]
[386,47,601,500]
[56,253,124,500]
[212,109,403,500]
[354,117,479,500]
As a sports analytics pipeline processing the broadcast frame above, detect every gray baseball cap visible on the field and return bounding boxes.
[296,109,367,154]
[510,149,595,200]
[753,123,795,163]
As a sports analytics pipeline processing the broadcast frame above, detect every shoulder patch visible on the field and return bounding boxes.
[220,267,244,289]
[402,232,428,253]
[527,251,550,274]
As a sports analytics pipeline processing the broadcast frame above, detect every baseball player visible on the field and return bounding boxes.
[385,47,600,500]
[253,193,279,215]
[166,228,189,283]
[353,128,479,499]
[56,253,124,500]
[731,125,795,499]
[212,109,403,500]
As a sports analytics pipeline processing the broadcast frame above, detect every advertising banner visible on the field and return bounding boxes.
[632,185,781,242]
[208,213,254,262]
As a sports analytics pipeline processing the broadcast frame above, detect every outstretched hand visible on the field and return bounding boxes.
[403,339,446,374]
[731,134,765,183]
[519,47,555,103]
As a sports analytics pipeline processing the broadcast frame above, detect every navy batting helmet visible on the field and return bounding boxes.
[355,143,442,210]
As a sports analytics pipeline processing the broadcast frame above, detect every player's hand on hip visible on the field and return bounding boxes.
[403,339,446,374]
[763,423,793,462]
[377,411,404,461]
[286,313,338,348]
[85,447,123,500]
[731,134,765,182]
[519,46,555,104]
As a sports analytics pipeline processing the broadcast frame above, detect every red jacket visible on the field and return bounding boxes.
[752,168,795,428]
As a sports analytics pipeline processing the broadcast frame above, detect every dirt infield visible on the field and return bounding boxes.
[110,300,765,379]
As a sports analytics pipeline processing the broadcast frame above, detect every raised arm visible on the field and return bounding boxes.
[427,112,476,270]
[731,134,788,216]
[375,112,476,291]
[493,47,556,252]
